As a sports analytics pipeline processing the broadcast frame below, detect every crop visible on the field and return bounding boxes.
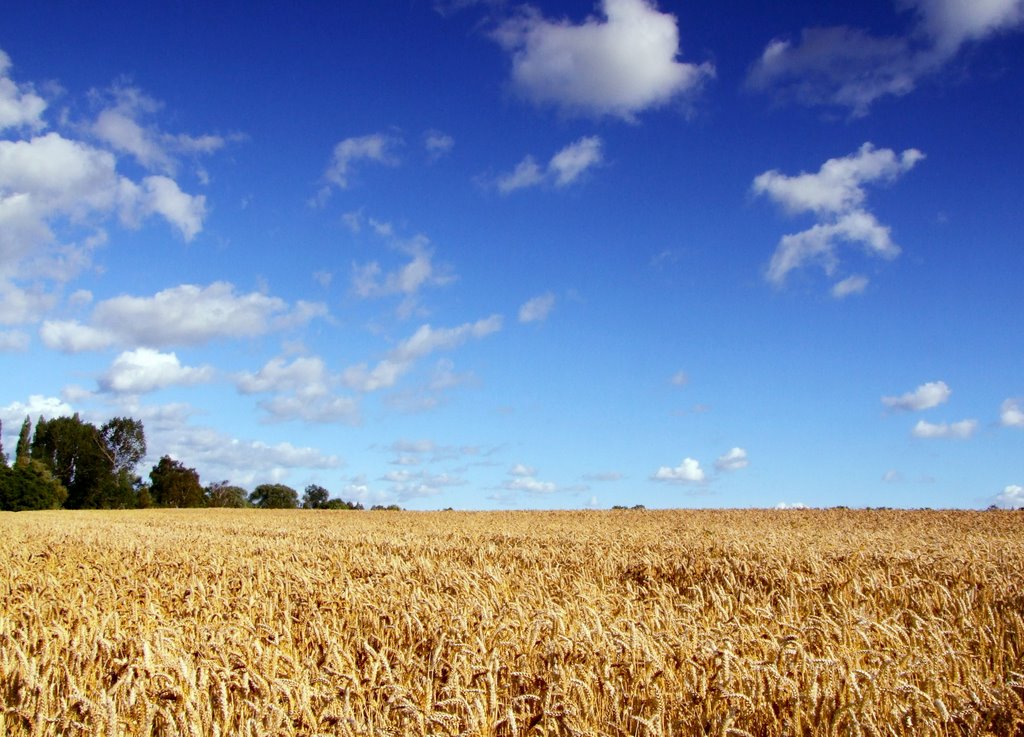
[1,508,1022,735]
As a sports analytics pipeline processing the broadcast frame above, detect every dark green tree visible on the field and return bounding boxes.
[150,456,204,507]
[323,498,364,510]
[0,459,68,511]
[15,415,32,464]
[31,415,117,509]
[249,483,299,509]
[0,418,6,468]
[206,481,250,508]
[302,484,330,509]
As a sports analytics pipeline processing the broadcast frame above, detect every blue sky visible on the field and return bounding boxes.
[1,0,1021,509]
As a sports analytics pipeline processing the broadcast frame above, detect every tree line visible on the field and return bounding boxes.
[0,414,391,512]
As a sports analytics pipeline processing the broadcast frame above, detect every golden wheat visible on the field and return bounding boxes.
[1,509,1022,736]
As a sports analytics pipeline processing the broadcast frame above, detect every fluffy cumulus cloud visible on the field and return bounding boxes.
[498,136,603,193]
[715,447,749,472]
[0,54,215,330]
[652,457,705,483]
[493,0,713,119]
[1000,398,1024,428]
[1,394,74,428]
[747,0,1024,115]
[882,380,951,411]
[234,355,359,425]
[912,419,978,439]
[993,484,1024,509]
[324,133,401,189]
[41,282,326,352]
[518,292,556,323]
[100,348,215,394]
[754,143,923,291]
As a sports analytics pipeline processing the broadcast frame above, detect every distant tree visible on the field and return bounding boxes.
[370,504,402,511]
[249,483,299,509]
[15,415,32,464]
[150,456,204,508]
[0,459,67,511]
[0,419,6,468]
[31,415,117,509]
[135,481,154,509]
[206,481,250,508]
[323,498,364,510]
[99,417,146,476]
[302,484,330,509]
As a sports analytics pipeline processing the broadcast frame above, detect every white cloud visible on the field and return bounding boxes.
[504,476,557,493]
[38,320,116,352]
[510,463,536,477]
[0,49,47,132]
[134,175,206,241]
[352,238,454,305]
[993,484,1024,509]
[908,0,1024,54]
[324,133,400,189]
[912,418,978,439]
[652,457,705,483]
[233,354,359,425]
[549,136,604,186]
[344,315,502,392]
[715,447,749,472]
[518,292,556,323]
[882,380,951,411]
[0,130,207,304]
[493,0,713,119]
[424,129,454,158]
[100,347,215,394]
[754,143,923,289]
[775,501,808,510]
[0,282,56,326]
[747,0,1024,115]
[0,329,29,351]
[498,136,603,193]
[670,371,688,386]
[159,424,341,487]
[583,471,623,482]
[258,394,360,425]
[41,282,326,352]
[1000,398,1024,428]
[497,156,545,193]
[235,355,328,395]
[753,144,923,217]
[831,274,869,298]
[1,395,74,429]
[882,469,904,483]
[88,85,231,174]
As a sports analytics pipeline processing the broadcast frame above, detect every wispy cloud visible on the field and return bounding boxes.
[747,0,1024,116]
[498,136,603,193]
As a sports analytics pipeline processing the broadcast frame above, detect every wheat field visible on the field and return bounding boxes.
[1,509,1022,736]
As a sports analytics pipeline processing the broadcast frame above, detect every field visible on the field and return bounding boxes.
[1,509,1022,736]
